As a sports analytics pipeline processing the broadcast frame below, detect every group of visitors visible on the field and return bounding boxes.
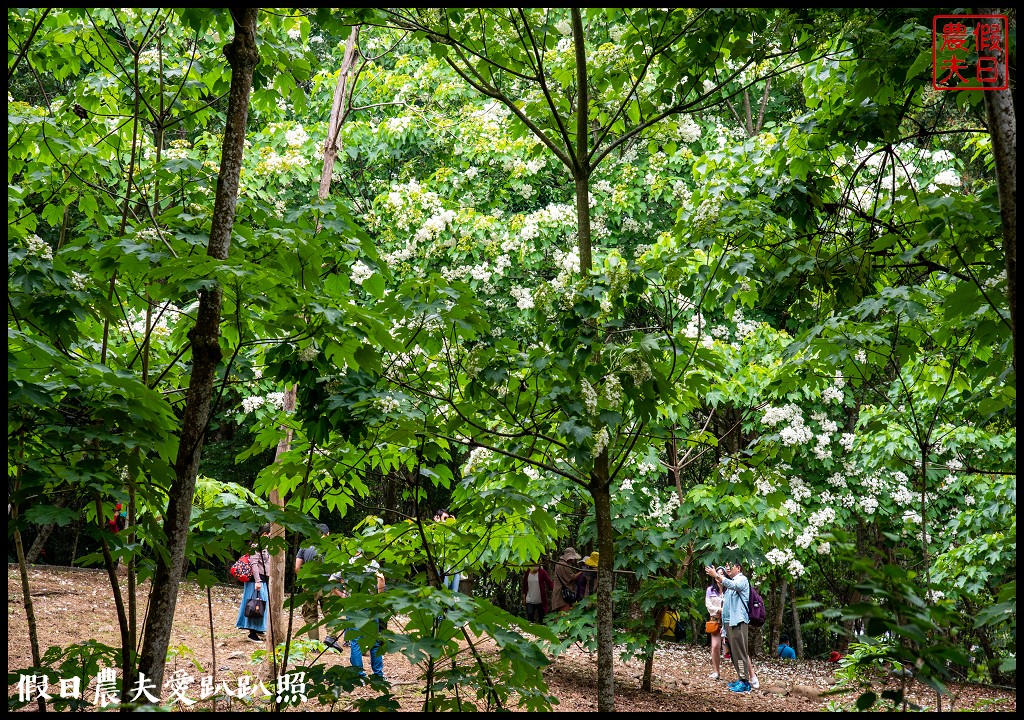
[522,546,600,620]
[705,561,759,692]
[234,522,387,682]
[236,524,805,691]
[705,560,801,693]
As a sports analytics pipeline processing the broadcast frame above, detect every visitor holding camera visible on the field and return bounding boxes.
[705,562,753,693]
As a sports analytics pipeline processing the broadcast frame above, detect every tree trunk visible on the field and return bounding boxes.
[977,7,1016,370]
[135,8,259,696]
[264,26,360,666]
[790,581,804,659]
[592,451,615,712]
[641,608,664,691]
[317,27,360,203]
[265,387,296,669]
[769,574,788,653]
[25,492,67,563]
[12,464,47,713]
[837,587,863,654]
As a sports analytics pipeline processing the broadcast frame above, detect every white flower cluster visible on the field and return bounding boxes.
[809,506,837,528]
[649,490,680,520]
[25,234,53,261]
[519,203,575,245]
[765,547,805,577]
[789,476,811,501]
[892,484,914,506]
[839,433,855,451]
[414,208,457,245]
[812,434,833,460]
[855,349,868,363]
[733,308,759,339]
[266,392,286,409]
[298,345,318,362]
[241,396,265,413]
[510,286,534,310]
[684,311,706,339]
[932,169,960,187]
[581,380,598,415]
[70,272,89,291]
[351,260,373,285]
[462,446,492,476]
[691,198,719,225]
[755,475,776,495]
[385,116,413,135]
[822,385,844,404]
[553,247,580,275]
[858,496,879,515]
[602,374,623,407]
[285,125,309,148]
[591,426,610,458]
[817,541,831,555]
[762,403,800,426]
[780,416,813,447]
[678,115,702,144]
[375,395,401,413]
[637,461,658,476]
[982,271,1006,291]
[127,302,184,340]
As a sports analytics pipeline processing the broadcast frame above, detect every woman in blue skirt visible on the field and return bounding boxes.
[236,524,271,641]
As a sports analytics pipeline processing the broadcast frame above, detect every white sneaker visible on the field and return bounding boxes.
[709,672,719,680]
[750,675,760,689]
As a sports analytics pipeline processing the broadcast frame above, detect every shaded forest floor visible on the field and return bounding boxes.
[8,565,1015,712]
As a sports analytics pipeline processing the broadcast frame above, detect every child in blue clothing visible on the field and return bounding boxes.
[777,634,797,659]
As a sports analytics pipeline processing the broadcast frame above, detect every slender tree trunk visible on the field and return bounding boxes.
[571,7,616,709]
[317,27,360,203]
[263,27,361,664]
[791,581,804,659]
[977,7,1016,369]
[25,492,68,563]
[642,607,665,691]
[592,453,615,712]
[135,8,259,696]
[264,388,295,668]
[770,574,788,652]
[12,459,47,713]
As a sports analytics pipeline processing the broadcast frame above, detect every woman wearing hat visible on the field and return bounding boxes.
[577,551,599,599]
[550,547,583,613]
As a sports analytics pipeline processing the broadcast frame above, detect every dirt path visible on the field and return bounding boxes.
[7,565,1014,712]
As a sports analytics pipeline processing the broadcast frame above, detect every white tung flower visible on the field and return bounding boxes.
[25,234,53,261]
[591,427,610,458]
[581,380,598,415]
[351,260,373,285]
[241,395,265,414]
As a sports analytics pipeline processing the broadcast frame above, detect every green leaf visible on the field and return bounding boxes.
[856,691,877,711]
